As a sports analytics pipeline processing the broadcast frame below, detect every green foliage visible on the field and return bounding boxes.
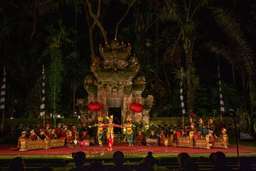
[194,86,212,116]
[25,78,42,117]
[48,48,63,114]
[250,81,256,110]
[211,8,255,76]
[222,82,241,109]
[45,22,71,126]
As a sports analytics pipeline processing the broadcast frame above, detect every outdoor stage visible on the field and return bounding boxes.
[0,145,256,159]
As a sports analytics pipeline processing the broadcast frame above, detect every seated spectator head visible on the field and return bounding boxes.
[143,151,156,168]
[145,152,155,163]
[73,151,86,167]
[8,157,25,171]
[113,151,124,166]
[211,151,231,170]
[209,152,216,163]
[147,151,153,157]
[177,153,197,171]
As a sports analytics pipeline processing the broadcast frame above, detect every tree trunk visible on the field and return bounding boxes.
[185,48,194,114]
[72,82,78,116]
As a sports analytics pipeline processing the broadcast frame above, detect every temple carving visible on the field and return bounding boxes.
[84,40,153,126]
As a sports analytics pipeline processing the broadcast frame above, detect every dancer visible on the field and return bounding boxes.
[96,116,105,146]
[123,118,134,146]
[89,116,105,146]
[106,115,121,151]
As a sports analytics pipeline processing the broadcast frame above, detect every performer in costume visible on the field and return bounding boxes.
[97,116,104,146]
[159,130,167,146]
[221,127,228,148]
[205,130,216,149]
[55,123,63,138]
[65,129,73,145]
[17,131,27,149]
[198,117,204,133]
[123,118,134,146]
[207,117,215,132]
[135,130,145,145]
[71,125,79,145]
[88,116,105,146]
[106,115,121,151]
[29,129,39,141]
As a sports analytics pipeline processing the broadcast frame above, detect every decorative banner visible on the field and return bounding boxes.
[87,102,103,112]
[40,65,46,117]
[0,67,6,111]
[179,67,186,115]
[217,64,225,118]
[130,102,143,113]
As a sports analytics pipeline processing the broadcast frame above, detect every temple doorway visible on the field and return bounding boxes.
[108,107,122,133]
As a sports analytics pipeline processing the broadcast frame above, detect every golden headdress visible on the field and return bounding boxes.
[98,116,103,122]
[107,115,113,121]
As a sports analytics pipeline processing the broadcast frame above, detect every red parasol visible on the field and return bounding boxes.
[87,102,103,112]
[130,102,143,113]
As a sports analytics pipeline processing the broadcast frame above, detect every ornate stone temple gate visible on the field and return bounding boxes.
[84,40,153,126]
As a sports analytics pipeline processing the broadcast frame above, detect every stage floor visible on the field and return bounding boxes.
[0,145,256,159]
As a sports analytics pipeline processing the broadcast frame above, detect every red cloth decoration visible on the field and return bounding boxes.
[87,102,103,112]
[176,131,182,138]
[130,102,143,113]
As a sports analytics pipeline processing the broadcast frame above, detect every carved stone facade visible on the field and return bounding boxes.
[84,40,153,125]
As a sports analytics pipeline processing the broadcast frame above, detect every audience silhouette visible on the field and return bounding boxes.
[70,151,89,171]
[209,151,232,171]
[136,151,157,171]
[112,151,131,171]
[177,152,198,171]
[6,150,254,171]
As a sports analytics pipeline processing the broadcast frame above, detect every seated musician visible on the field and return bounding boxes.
[193,130,201,141]
[198,117,204,133]
[38,129,49,140]
[45,123,51,134]
[66,129,73,145]
[17,131,27,148]
[29,129,39,141]
[60,125,68,139]
[173,128,182,143]
[146,130,159,146]
[159,130,167,146]
[221,127,229,148]
[79,129,90,146]
[135,130,145,145]
[48,129,58,139]
[71,125,78,141]
[206,130,216,148]
[79,129,88,141]
[167,129,174,145]
[207,117,215,132]
[55,123,63,138]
